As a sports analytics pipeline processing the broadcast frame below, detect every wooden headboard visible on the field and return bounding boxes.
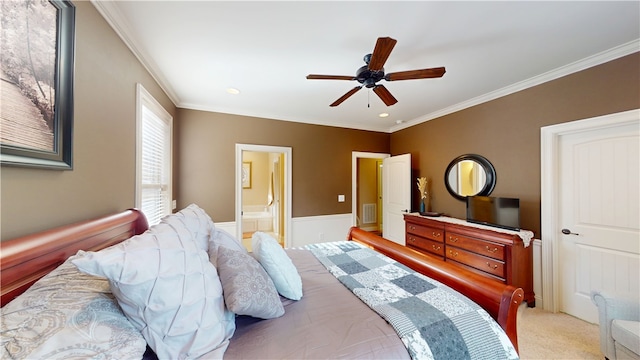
[0,209,149,306]
[347,226,524,352]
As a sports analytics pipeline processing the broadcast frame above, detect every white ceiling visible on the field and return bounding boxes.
[93,1,639,133]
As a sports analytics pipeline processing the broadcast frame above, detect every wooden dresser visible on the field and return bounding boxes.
[404,213,535,306]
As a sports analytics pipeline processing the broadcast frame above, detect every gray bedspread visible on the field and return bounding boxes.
[306,241,519,360]
[224,248,411,359]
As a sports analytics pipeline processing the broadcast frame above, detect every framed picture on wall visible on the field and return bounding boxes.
[242,162,252,189]
[0,0,75,170]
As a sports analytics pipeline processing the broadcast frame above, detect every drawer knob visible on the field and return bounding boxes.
[432,232,441,238]
[486,262,498,270]
[485,246,498,253]
[432,245,441,251]
[449,250,458,257]
[410,225,416,230]
[449,236,458,242]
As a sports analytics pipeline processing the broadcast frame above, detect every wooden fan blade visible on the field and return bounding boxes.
[368,37,397,71]
[385,67,446,81]
[330,86,362,107]
[307,74,356,80]
[373,85,398,106]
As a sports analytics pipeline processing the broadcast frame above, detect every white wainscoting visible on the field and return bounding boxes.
[290,213,353,248]
[215,213,353,249]
[214,222,237,236]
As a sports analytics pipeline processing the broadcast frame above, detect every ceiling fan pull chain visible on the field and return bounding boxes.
[368,89,370,108]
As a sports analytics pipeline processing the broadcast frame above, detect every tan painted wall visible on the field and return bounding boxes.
[176,109,390,222]
[242,151,270,206]
[1,2,635,244]
[391,52,640,237]
[1,2,177,240]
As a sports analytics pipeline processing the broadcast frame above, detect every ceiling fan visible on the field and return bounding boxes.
[306,37,446,107]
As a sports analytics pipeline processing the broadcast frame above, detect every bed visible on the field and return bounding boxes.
[1,207,524,359]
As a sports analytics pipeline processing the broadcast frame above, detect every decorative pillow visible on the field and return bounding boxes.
[72,220,235,360]
[1,256,146,360]
[251,232,303,300]
[208,228,247,267]
[215,245,284,319]
[161,203,215,252]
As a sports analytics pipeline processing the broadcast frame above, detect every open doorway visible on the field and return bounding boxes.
[236,144,292,250]
[352,152,389,235]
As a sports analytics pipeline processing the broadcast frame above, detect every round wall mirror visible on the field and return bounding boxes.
[444,154,496,201]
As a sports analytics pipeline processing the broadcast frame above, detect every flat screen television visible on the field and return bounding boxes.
[466,196,520,231]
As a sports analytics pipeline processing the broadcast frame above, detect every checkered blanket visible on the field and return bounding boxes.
[304,241,519,360]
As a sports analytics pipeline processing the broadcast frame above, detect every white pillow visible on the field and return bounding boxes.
[251,232,303,300]
[161,203,215,252]
[211,228,246,252]
[72,221,235,359]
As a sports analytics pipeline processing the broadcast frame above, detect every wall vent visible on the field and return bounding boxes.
[362,203,377,224]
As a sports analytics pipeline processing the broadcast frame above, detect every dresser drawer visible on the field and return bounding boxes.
[404,213,535,307]
[446,247,505,279]
[405,223,444,243]
[406,234,444,257]
[446,232,505,261]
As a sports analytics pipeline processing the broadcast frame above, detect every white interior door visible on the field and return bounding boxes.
[558,116,640,323]
[383,153,411,245]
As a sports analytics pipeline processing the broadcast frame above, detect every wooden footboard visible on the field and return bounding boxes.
[0,209,149,306]
[347,227,523,352]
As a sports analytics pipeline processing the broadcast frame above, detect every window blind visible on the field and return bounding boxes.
[137,84,172,226]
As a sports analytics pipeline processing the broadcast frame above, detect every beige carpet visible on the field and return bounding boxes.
[517,304,602,359]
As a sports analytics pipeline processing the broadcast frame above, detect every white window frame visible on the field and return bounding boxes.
[135,83,173,225]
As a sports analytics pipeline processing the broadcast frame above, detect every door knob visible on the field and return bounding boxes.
[561,228,579,235]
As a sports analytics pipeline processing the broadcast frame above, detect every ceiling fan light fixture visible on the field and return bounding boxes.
[306,37,445,107]
[356,65,384,88]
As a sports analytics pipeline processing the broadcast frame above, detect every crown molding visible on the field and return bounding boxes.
[89,1,637,133]
[90,0,180,107]
[179,102,392,133]
[390,40,640,133]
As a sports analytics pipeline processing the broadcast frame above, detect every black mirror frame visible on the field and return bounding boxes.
[444,154,496,201]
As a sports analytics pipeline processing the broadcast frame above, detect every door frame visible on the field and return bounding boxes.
[540,108,639,312]
[351,152,389,227]
[236,144,292,247]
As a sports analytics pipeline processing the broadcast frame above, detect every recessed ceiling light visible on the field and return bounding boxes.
[379,113,389,118]
[226,88,240,95]
[395,120,404,124]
